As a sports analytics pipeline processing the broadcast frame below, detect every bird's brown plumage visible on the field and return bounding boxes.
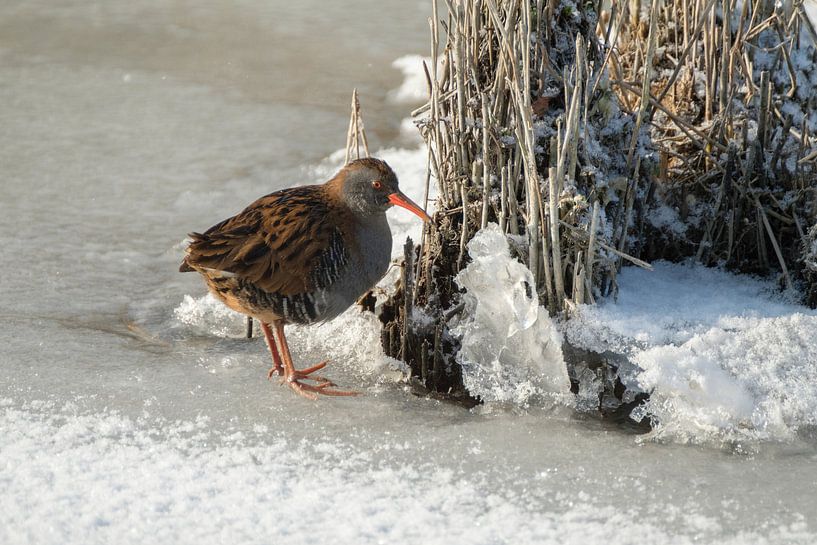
[180,183,354,297]
[179,159,400,300]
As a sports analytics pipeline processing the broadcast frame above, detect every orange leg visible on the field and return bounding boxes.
[271,320,359,400]
[260,322,284,379]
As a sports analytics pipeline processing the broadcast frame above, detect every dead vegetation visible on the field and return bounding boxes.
[373,0,816,408]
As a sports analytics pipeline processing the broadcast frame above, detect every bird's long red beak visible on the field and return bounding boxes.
[388,191,432,222]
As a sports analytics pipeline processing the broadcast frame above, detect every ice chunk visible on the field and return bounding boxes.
[451,224,570,405]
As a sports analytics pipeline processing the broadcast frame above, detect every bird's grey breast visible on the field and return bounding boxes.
[354,213,392,286]
[314,214,391,321]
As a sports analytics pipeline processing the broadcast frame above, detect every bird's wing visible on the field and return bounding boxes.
[182,186,351,296]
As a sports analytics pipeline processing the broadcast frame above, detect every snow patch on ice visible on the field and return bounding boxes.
[565,262,817,443]
[4,402,814,545]
[634,313,817,441]
[452,224,571,405]
[174,293,245,337]
[388,54,432,103]
[173,292,406,383]
[286,305,410,381]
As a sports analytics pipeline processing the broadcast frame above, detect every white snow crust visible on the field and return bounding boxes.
[388,54,433,103]
[4,400,815,545]
[565,262,817,443]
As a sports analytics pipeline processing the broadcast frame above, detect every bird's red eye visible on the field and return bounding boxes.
[372,180,382,189]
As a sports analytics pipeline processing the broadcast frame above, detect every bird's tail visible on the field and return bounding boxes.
[179,231,204,272]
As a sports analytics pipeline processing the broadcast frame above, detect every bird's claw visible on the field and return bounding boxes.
[268,362,332,383]
[279,360,358,398]
[297,360,330,376]
[277,360,337,386]
[287,379,359,399]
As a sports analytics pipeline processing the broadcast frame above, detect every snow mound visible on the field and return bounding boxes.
[173,292,406,383]
[452,224,570,405]
[286,305,409,380]
[633,313,817,442]
[565,262,817,443]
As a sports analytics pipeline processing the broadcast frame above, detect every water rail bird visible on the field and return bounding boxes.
[180,158,431,399]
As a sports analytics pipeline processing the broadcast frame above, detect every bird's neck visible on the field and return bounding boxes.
[323,171,346,200]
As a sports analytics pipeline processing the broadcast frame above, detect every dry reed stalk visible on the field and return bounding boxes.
[344,88,370,164]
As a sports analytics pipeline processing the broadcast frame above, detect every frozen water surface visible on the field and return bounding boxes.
[1,1,817,544]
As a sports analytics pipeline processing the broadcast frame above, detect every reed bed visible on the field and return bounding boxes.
[612,0,817,297]
[378,0,817,403]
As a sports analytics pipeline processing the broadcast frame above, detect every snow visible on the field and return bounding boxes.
[648,203,688,235]
[388,54,433,103]
[4,400,817,545]
[452,224,571,405]
[633,313,817,441]
[177,291,409,383]
[564,262,817,444]
[175,293,246,337]
[807,1,817,44]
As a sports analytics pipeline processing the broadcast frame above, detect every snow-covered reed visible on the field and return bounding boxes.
[380,0,817,411]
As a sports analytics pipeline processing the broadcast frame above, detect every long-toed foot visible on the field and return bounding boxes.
[267,363,284,380]
[281,361,358,399]
[285,378,360,400]
[273,360,335,385]
[268,363,335,385]
[287,361,336,385]
[264,321,360,399]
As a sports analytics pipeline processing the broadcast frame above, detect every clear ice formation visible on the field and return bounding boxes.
[452,224,571,405]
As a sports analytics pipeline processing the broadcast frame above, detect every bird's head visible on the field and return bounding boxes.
[335,158,431,222]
